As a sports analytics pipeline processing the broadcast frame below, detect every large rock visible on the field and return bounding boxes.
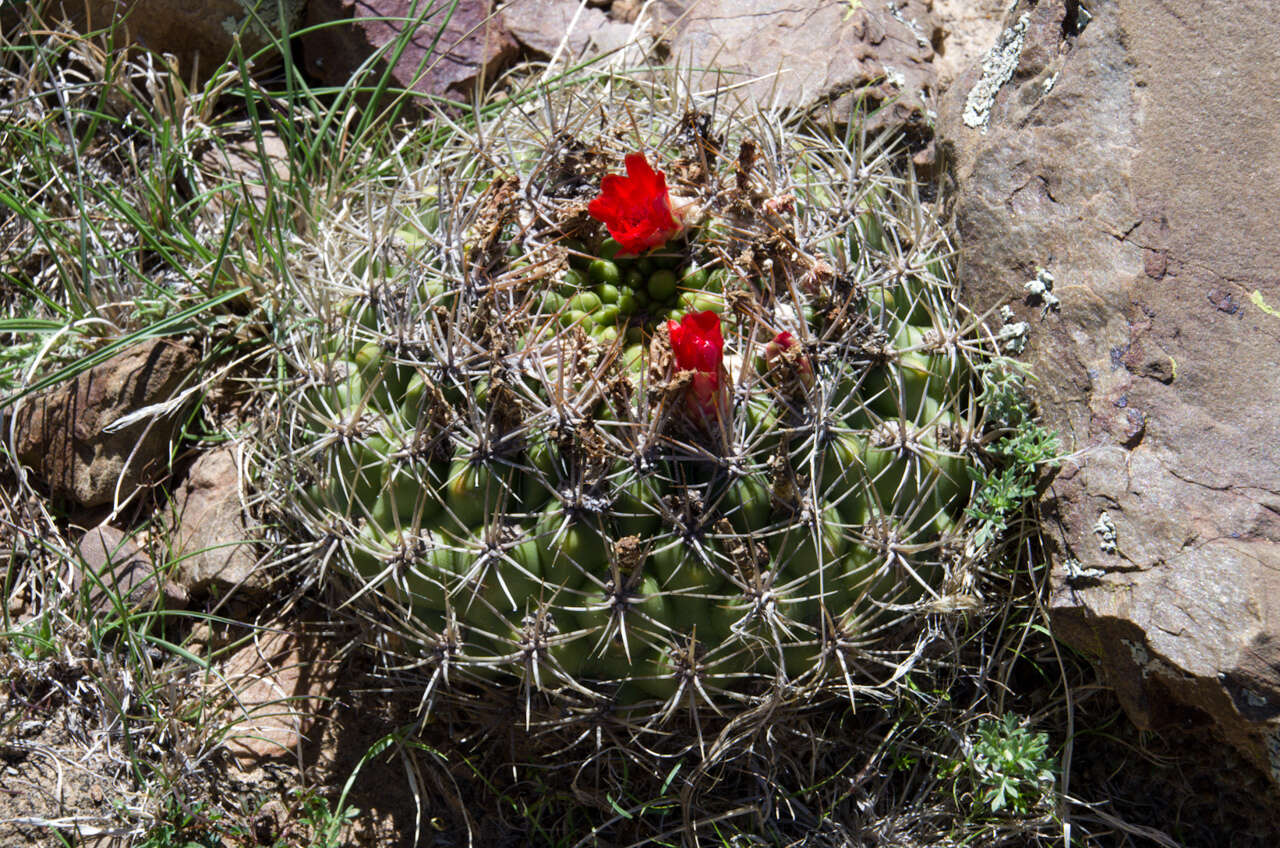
[52,1,302,80]
[938,0,1280,781]
[302,0,518,103]
[12,339,197,508]
[661,0,938,134]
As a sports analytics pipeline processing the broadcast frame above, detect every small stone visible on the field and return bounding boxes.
[169,447,265,598]
[611,0,644,23]
[74,524,162,614]
[201,129,290,214]
[218,625,343,769]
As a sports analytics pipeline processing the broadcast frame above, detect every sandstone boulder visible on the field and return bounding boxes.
[12,339,197,508]
[661,0,938,135]
[302,0,518,103]
[937,0,1280,781]
[500,0,638,63]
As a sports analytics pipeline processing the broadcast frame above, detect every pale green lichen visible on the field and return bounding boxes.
[1122,638,1149,670]
[1062,556,1103,584]
[996,309,1029,354]
[1093,511,1117,555]
[1024,267,1060,316]
[963,12,1031,131]
[1243,689,1270,710]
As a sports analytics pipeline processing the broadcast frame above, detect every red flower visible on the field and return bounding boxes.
[667,311,724,416]
[587,153,682,255]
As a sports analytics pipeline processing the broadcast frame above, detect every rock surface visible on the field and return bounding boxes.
[303,0,518,103]
[53,0,302,80]
[931,0,1008,91]
[937,0,1280,781]
[500,0,639,61]
[219,624,342,767]
[169,446,264,598]
[74,523,186,613]
[659,0,938,134]
[12,339,197,508]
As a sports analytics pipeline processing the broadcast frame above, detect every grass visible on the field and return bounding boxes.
[0,2,1271,848]
[133,789,357,848]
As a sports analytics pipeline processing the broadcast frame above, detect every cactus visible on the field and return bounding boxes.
[261,79,1002,719]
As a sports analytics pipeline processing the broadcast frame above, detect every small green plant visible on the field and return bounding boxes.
[944,713,1057,816]
[966,362,1059,549]
[136,791,357,848]
[138,797,226,848]
[296,792,359,848]
[965,465,1039,550]
[4,612,55,661]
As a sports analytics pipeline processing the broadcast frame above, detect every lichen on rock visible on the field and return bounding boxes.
[962,11,1030,130]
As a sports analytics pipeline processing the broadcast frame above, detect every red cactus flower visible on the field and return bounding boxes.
[588,153,682,255]
[667,311,724,416]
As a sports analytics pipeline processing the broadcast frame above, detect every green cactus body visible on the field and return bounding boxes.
[267,79,1027,723]
[445,455,510,530]
[534,504,605,591]
[722,472,772,534]
[306,358,365,414]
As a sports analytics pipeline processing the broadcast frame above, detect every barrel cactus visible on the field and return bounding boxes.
[262,79,1000,719]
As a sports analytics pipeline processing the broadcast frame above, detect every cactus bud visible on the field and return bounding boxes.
[764,331,814,391]
[667,310,724,419]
